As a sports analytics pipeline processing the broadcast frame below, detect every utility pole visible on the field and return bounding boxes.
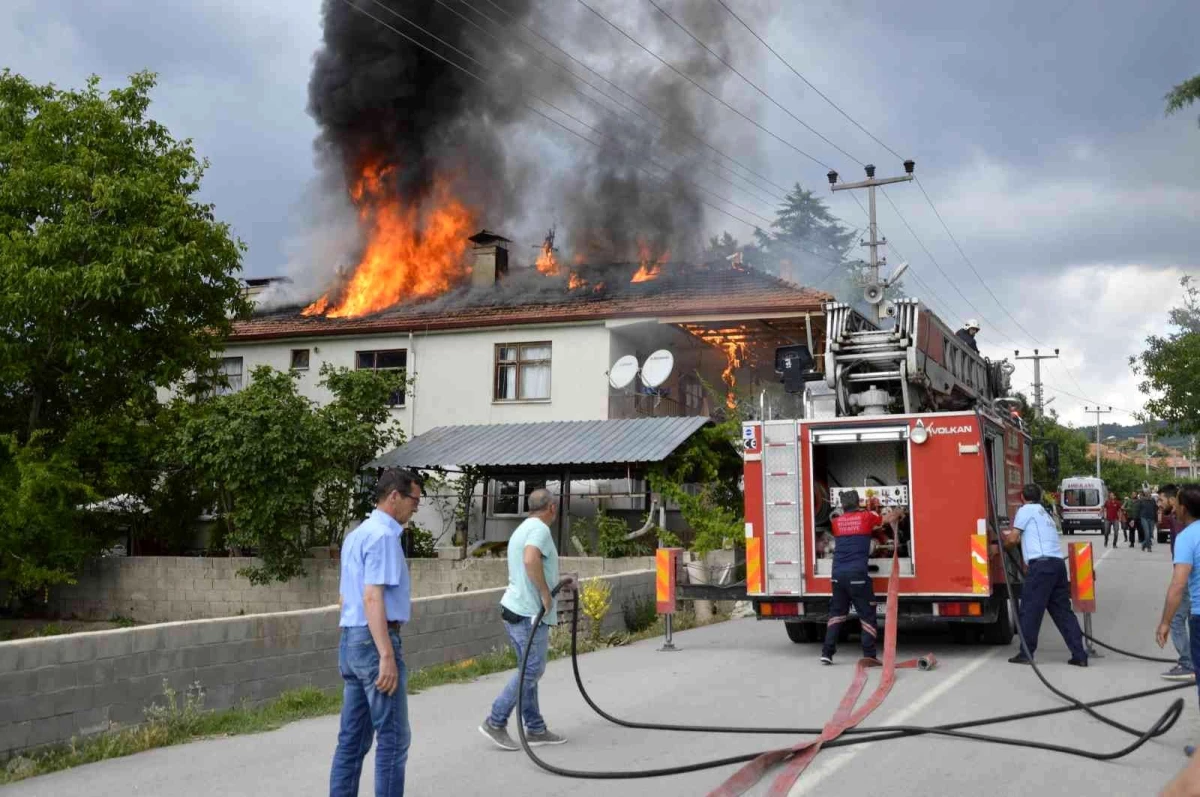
[1145,418,1153,476]
[1084,406,1112,478]
[1190,435,1196,480]
[1014,349,1060,418]
[828,160,915,322]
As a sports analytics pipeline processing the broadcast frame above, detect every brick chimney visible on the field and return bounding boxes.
[468,230,511,288]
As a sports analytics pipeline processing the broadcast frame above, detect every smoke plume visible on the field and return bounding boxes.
[293,0,764,307]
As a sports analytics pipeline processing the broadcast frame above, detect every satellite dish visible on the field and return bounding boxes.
[863,284,885,305]
[608,354,639,389]
[640,349,675,388]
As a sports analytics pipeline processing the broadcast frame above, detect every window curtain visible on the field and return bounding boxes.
[520,344,551,399]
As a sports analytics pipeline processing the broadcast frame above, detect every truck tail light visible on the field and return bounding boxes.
[760,601,802,617]
[934,602,982,617]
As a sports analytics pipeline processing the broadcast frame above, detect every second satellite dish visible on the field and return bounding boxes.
[608,354,639,389]
[640,349,675,388]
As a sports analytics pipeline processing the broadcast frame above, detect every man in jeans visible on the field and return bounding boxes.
[480,488,573,750]
[1160,485,1195,681]
[1156,484,1200,756]
[1103,492,1123,549]
[330,468,423,797]
[1138,489,1159,551]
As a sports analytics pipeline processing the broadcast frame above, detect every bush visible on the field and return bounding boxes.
[595,511,651,558]
[405,522,437,559]
[622,594,657,633]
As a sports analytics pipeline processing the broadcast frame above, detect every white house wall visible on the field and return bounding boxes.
[221,321,612,435]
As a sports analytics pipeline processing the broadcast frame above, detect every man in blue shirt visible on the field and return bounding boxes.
[1157,484,1200,757]
[1002,483,1088,666]
[329,468,423,797]
[479,488,574,750]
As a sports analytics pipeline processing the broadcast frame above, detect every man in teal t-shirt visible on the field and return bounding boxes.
[480,488,573,751]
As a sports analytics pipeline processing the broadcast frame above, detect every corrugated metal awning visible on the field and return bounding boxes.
[369,416,710,470]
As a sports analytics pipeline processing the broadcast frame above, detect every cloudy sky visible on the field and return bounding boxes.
[5,0,1198,428]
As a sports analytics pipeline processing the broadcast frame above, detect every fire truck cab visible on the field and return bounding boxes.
[743,299,1029,644]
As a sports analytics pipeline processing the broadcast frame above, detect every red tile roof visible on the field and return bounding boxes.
[230,262,832,342]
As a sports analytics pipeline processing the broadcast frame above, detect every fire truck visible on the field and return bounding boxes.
[742,299,1030,644]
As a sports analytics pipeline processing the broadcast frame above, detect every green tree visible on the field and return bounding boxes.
[315,364,406,547]
[1132,277,1200,433]
[172,368,328,584]
[1166,74,1200,125]
[0,70,247,592]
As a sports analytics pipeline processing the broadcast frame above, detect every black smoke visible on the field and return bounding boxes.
[300,0,763,301]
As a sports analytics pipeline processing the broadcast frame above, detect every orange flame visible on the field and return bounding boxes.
[694,327,745,409]
[631,240,669,283]
[536,239,560,276]
[568,272,586,290]
[303,163,475,318]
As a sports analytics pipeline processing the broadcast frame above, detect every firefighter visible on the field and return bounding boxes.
[955,319,981,353]
[820,490,905,666]
[1002,483,1089,667]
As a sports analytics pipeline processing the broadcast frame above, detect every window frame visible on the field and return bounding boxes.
[493,341,552,403]
[215,356,243,396]
[355,348,408,407]
[290,348,310,371]
[488,477,548,517]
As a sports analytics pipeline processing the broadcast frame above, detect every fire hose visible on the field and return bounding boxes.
[510,468,1186,789]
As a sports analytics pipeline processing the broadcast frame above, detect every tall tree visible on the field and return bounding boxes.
[0,70,249,443]
[1166,74,1200,125]
[1132,276,1200,434]
[0,70,248,592]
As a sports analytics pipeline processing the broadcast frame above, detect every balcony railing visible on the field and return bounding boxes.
[608,393,711,420]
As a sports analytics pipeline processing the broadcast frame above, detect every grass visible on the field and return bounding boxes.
[1,608,729,785]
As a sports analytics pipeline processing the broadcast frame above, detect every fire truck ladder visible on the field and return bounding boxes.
[824,299,1003,415]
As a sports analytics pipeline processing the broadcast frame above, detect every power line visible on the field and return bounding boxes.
[456,0,784,210]
[712,0,904,162]
[573,0,838,172]
[643,0,864,165]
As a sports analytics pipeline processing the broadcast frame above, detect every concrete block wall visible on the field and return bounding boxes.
[1,569,653,759]
[44,555,654,623]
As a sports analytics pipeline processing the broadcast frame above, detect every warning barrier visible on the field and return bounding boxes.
[970,532,988,594]
[1068,541,1096,614]
[656,548,681,615]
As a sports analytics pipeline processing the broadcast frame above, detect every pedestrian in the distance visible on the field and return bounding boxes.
[1138,489,1159,552]
[479,488,574,750]
[1002,483,1089,667]
[1159,485,1195,682]
[1124,492,1139,547]
[329,468,423,797]
[1103,492,1123,549]
[1156,484,1200,756]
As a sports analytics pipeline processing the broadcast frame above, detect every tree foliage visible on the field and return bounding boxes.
[0,70,247,594]
[169,365,408,584]
[1132,276,1200,434]
[1165,74,1200,126]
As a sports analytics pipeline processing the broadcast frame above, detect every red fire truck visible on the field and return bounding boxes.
[742,299,1030,644]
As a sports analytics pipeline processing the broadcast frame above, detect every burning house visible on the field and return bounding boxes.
[219,1,845,545]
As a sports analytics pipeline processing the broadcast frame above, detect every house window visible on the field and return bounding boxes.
[216,356,243,395]
[356,349,407,406]
[682,377,703,411]
[290,349,310,370]
[489,478,547,517]
[495,342,551,401]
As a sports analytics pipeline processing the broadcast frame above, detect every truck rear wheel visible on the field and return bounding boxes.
[785,621,821,644]
[982,591,1015,645]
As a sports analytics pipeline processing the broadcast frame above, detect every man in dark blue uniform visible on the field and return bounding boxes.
[820,490,905,665]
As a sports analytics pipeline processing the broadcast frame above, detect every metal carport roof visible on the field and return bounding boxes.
[369,416,710,471]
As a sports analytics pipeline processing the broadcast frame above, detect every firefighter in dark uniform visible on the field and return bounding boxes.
[955,319,981,353]
[820,490,905,665]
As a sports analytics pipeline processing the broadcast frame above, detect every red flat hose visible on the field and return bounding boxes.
[708,548,934,797]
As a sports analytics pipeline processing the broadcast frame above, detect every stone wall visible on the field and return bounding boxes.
[43,555,654,623]
[0,569,654,759]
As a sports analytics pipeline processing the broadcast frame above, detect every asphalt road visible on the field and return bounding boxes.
[6,538,1195,797]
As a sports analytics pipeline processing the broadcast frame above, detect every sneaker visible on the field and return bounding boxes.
[1068,658,1088,668]
[525,729,567,746]
[819,655,833,665]
[479,722,519,751]
[1008,654,1033,665]
[1163,665,1196,682]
